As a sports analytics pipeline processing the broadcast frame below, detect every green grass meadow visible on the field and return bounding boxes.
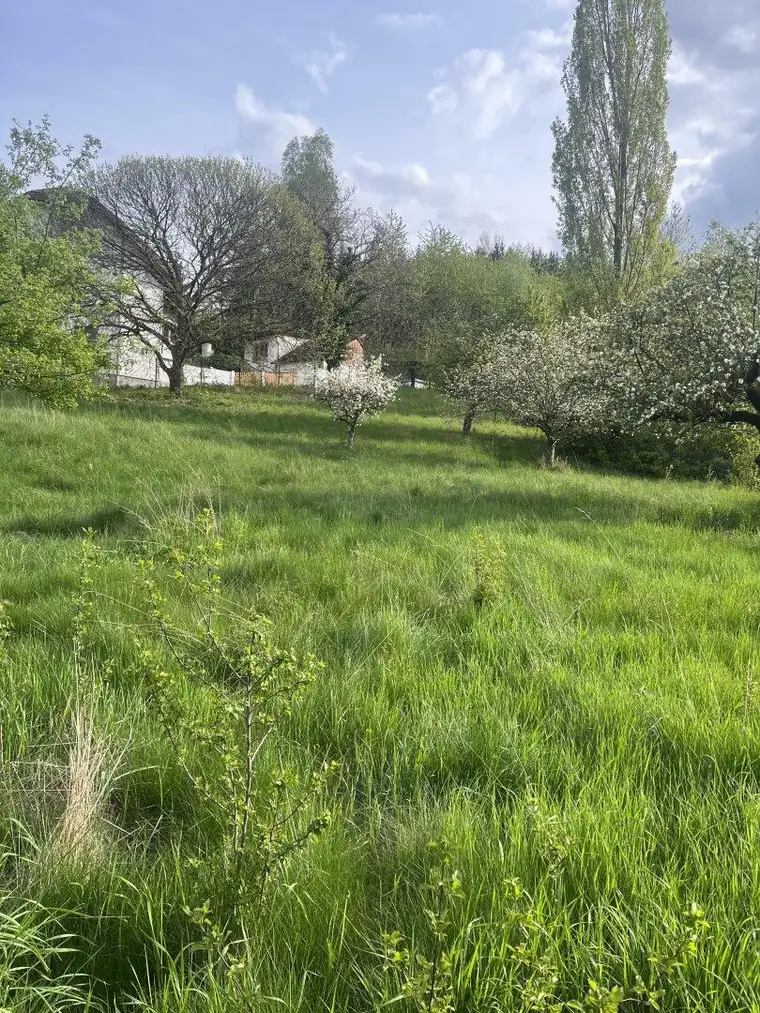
[1,386,760,1011]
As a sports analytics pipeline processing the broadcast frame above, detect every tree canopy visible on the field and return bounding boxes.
[607,223,760,449]
[0,117,111,408]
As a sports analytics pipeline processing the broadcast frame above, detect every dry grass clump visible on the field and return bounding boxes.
[50,710,111,865]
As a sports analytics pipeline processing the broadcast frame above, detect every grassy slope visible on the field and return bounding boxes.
[1,387,760,1011]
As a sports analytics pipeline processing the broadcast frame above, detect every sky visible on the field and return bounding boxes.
[2,0,759,249]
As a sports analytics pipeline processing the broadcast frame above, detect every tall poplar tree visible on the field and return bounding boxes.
[280,130,396,367]
[551,0,676,302]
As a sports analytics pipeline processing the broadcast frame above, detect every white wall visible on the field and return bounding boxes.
[243,336,307,371]
[291,361,328,386]
[184,364,235,387]
[109,335,164,386]
[108,336,235,388]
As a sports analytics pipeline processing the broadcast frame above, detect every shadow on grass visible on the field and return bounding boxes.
[119,400,544,468]
[173,424,541,471]
[83,387,651,476]
[4,504,138,539]
[88,389,500,450]
[11,469,753,549]
[16,391,758,540]
[6,457,756,549]
[221,480,760,548]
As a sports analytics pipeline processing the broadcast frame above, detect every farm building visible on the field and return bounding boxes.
[240,335,365,387]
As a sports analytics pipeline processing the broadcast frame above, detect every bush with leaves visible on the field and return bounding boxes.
[380,841,464,1013]
[0,116,113,407]
[378,840,710,1013]
[567,418,760,484]
[315,356,399,448]
[134,509,334,977]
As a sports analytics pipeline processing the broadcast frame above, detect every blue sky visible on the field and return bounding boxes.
[3,0,759,247]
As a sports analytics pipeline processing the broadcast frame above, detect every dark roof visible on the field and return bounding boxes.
[278,340,316,365]
[26,188,122,233]
[24,187,151,266]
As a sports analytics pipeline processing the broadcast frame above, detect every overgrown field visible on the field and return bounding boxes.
[2,387,760,1011]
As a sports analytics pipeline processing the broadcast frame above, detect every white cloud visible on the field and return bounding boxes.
[525,24,572,49]
[375,12,441,30]
[723,23,760,54]
[427,49,517,139]
[353,156,432,195]
[427,84,458,114]
[425,26,758,230]
[412,19,573,242]
[303,32,347,93]
[235,84,314,153]
[427,24,569,138]
[667,44,707,87]
[350,155,510,239]
[667,46,759,206]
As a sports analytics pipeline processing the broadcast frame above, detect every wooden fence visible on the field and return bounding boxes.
[236,370,300,387]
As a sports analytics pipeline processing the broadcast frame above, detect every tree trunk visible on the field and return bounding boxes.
[462,412,474,435]
[409,363,417,389]
[167,358,185,396]
[346,421,357,449]
[613,137,628,278]
[546,437,557,469]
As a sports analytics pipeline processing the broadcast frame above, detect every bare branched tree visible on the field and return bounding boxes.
[86,155,307,392]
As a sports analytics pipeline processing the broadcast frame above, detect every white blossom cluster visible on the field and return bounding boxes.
[608,240,760,433]
[442,223,760,459]
[444,317,607,460]
[490,317,609,454]
[315,357,399,446]
[442,353,502,430]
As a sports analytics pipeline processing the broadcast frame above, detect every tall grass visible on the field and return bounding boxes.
[1,386,760,1010]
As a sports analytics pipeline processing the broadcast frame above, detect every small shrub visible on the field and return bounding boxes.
[470,528,507,610]
[134,509,334,975]
[378,842,709,1013]
[381,840,464,1013]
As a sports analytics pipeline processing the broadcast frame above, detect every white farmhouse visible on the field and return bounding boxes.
[242,334,365,387]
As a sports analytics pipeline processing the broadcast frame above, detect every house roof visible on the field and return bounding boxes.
[24,187,158,271]
[27,188,124,235]
[277,340,317,365]
[276,334,364,366]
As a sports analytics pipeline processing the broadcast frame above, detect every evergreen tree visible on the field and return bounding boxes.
[551,0,676,302]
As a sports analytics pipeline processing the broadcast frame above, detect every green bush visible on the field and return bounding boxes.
[568,422,760,486]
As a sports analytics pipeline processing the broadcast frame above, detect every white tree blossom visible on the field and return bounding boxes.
[607,222,760,460]
[315,357,399,448]
[442,351,502,434]
[490,318,608,467]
